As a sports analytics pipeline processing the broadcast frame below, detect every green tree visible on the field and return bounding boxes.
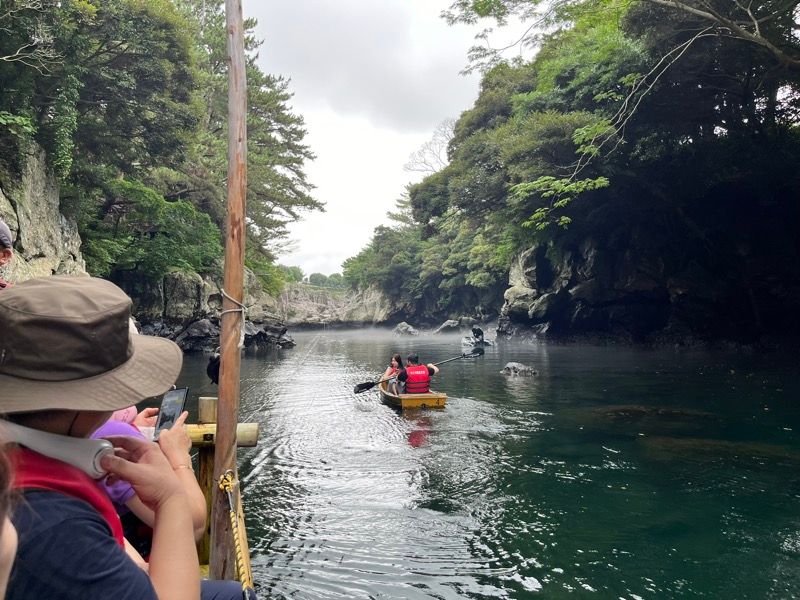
[0,0,322,293]
[308,272,329,287]
[80,179,221,280]
[344,0,800,332]
[326,273,345,288]
[279,265,305,283]
[170,0,322,257]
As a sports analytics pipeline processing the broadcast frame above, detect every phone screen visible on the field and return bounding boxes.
[154,387,188,440]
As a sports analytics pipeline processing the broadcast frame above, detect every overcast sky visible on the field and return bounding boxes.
[244,1,487,275]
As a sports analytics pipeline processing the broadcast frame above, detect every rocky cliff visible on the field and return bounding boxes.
[275,283,393,327]
[0,144,293,353]
[113,268,294,352]
[498,236,800,344]
[0,145,85,280]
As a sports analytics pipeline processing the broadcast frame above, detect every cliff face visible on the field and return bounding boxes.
[0,146,389,344]
[114,268,293,352]
[276,283,393,327]
[499,235,800,343]
[0,145,85,281]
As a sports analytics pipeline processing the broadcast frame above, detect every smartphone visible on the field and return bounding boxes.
[153,387,188,441]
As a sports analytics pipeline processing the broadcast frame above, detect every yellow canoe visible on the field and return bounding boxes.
[379,381,447,410]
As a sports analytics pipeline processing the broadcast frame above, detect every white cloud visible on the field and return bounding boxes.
[244,0,486,275]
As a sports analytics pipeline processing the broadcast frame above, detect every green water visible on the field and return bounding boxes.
[178,331,800,599]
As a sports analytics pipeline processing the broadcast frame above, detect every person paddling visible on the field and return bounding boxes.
[397,353,439,394]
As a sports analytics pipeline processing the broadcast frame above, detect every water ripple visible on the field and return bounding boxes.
[175,332,800,599]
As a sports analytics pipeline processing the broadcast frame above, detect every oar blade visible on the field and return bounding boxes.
[353,381,378,394]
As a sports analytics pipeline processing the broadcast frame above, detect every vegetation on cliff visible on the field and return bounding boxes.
[344,0,800,338]
[0,0,321,291]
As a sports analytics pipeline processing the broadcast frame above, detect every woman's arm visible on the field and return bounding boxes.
[124,537,149,572]
[102,435,200,600]
[156,411,207,539]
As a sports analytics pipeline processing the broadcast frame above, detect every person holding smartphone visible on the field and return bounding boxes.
[0,276,249,600]
[92,409,207,557]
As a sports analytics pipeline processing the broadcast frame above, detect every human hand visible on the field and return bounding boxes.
[157,411,192,469]
[101,435,185,510]
[133,407,159,428]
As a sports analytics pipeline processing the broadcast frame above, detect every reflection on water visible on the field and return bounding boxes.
[175,330,800,599]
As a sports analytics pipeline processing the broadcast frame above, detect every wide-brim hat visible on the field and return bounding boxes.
[0,276,182,413]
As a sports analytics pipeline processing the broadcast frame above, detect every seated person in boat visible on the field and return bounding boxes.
[0,276,246,600]
[91,409,207,559]
[397,353,440,394]
[382,353,403,394]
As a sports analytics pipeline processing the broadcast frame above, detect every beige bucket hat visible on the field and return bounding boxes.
[0,276,182,413]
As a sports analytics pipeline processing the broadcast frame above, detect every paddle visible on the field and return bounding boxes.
[353,347,485,394]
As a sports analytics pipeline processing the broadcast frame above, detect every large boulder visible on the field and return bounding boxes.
[243,319,295,350]
[172,319,220,352]
[164,271,208,324]
[502,285,538,321]
[528,289,571,323]
[393,321,419,336]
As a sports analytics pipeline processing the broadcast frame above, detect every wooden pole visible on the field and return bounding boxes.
[210,0,248,580]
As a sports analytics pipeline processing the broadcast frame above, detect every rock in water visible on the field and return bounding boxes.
[393,321,419,336]
[501,362,537,376]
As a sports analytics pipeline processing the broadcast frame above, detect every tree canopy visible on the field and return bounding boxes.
[344,0,800,329]
[0,0,322,288]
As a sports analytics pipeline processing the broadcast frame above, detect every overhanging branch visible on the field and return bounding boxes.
[645,0,800,70]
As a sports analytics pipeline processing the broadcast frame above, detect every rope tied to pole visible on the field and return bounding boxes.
[220,287,247,349]
[218,469,254,593]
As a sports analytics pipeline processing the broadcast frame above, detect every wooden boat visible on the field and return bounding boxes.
[379,381,447,410]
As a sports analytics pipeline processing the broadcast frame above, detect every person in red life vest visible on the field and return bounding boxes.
[0,219,13,290]
[397,353,440,394]
[0,276,249,600]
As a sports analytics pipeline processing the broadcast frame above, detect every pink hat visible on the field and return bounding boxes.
[110,406,138,424]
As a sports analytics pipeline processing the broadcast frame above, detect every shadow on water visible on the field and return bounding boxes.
[175,329,800,599]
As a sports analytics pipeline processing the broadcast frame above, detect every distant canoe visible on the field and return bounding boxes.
[379,381,446,410]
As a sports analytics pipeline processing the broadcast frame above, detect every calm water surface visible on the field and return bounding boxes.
[177,331,800,599]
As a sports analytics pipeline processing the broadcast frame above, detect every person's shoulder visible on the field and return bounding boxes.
[13,489,111,539]
[11,491,156,600]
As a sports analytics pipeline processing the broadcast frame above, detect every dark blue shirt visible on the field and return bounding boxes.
[9,490,156,600]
